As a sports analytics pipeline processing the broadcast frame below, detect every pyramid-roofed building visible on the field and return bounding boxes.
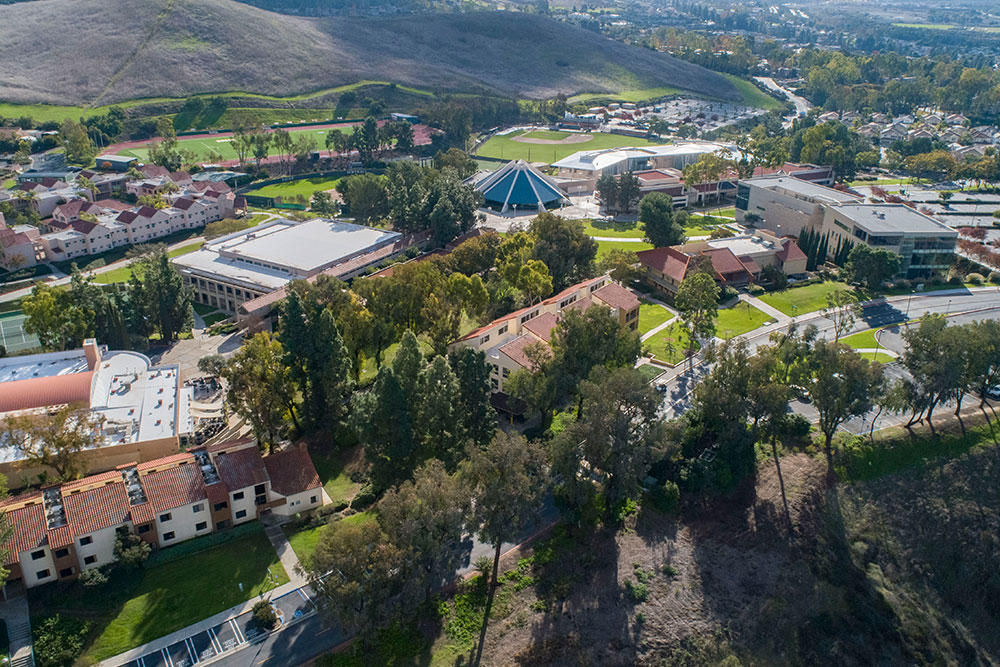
[475,160,568,213]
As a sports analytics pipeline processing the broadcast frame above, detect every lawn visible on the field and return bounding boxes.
[682,216,722,235]
[721,74,785,111]
[285,524,326,569]
[636,363,665,382]
[566,86,684,105]
[30,528,288,662]
[117,126,356,163]
[839,328,881,350]
[92,263,142,285]
[637,299,673,335]
[167,241,204,258]
[581,218,645,239]
[892,22,955,30]
[310,445,363,506]
[701,206,736,218]
[596,239,652,259]
[247,176,341,200]
[860,351,896,363]
[644,321,697,365]
[758,281,852,317]
[715,302,773,339]
[202,312,229,327]
[476,130,660,163]
[193,302,217,316]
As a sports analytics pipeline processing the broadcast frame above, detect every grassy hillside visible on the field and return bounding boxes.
[0,0,738,106]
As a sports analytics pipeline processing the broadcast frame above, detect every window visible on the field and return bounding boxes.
[163,531,175,541]
[216,520,231,530]
[310,495,318,504]
[254,484,266,495]
[195,521,208,531]
[502,368,510,378]
[55,548,69,559]
[235,510,247,519]
[31,550,45,561]
[79,536,93,546]
[59,567,73,578]
[138,524,151,534]
[159,512,172,523]
[479,334,490,345]
[232,492,244,501]
[498,324,508,335]
[214,501,229,512]
[36,569,50,580]
[192,503,204,513]
[84,555,97,565]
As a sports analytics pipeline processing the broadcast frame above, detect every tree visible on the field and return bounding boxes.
[307,519,406,645]
[378,460,468,603]
[552,367,664,520]
[808,341,884,471]
[310,190,339,216]
[0,403,100,481]
[598,248,639,284]
[527,213,598,290]
[197,354,227,377]
[448,347,497,450]
[616,172,641,214]
[252,600,277,630]
[900,314,964,429]
[352,367,416,491]
[822,288,861,342]
[337,173,388,224]
[385,160,427,231]
[463,431,548,665]
[675,271,719,365]
[222,333,296,450]
[147,117,190,171]
[271,128,294,175]
[595,173,617,214]
[640,192,686,248]
[22,282,89,351]
[59,119,96,165]
[251,131,271,169]
[113,530,151,570]
[433,148,477,179]
[844,243,901,289]
[130,247,192,343]
[415,356,465,469]
[760,264,787,290]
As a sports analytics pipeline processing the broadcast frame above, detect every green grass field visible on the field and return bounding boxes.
[248,177,341,200]
[892,22,955,30]
[567,86,684,105]
[30,528,288,662]
[596,239,652,259]
[721,75,785,111]
[637,299,673,335]
[644,321,696,364]
[860,351,896,363]
[581,218,645,239]
[310,446,362,506]
[839,328,881,350]
[117,126,350,162]
[91,241,203,285]
[759,281,852,317]
[475,130,660,163]
[716,302,772,339]
[285,524,326,569]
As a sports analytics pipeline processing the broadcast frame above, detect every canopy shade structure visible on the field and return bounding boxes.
[475,160,568,213]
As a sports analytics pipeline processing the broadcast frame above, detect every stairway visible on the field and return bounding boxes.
[8,620,33,667]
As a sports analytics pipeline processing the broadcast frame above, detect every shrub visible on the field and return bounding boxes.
[948,275,963,285]
[33,615,90,667]
[965,272,985,285]
[350,484,377,510]
[625,578,649,602]
[748,284,765,296]
[990,271,1000,284]
[780,413,813,439]
[114,531,151,570]
[252,600,277,630]
[647,480,680,513]
[79,566,110,588]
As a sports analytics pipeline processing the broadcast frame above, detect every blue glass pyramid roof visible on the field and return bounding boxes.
[476,160,567,211]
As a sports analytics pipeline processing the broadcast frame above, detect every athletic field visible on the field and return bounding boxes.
[475,129,660,163]
[117,126,356,163]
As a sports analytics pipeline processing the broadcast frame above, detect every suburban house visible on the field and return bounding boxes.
[735,176,862,237]
[0,339,195,482]
[0,439,324,589]
[819,204,957,279]
[449,275,640,395]
[0,218,42,270]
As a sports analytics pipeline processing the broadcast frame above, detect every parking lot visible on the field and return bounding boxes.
[122,587,314,667]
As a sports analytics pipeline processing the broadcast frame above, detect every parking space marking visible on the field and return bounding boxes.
[185,637,198,663]
[208,627,223,654]
[162,647,174,667]
[230,617,246,644]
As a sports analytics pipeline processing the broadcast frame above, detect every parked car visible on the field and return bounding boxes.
[983,385,1000,401]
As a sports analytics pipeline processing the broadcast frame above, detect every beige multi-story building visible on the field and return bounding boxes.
[450,275,640,395]
[0,439,324,589]
[734,176,861,237]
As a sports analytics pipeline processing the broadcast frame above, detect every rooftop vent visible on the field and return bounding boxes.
[121,466,148,506]
[194,450,220,485]
[43,487,67,529]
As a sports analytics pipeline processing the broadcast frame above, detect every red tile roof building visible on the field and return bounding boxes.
[0,438,324,589]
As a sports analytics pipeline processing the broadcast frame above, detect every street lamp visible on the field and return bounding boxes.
[906,289,914,318]
[946,298,952,315]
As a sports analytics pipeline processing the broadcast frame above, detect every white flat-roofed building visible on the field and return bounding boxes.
[173,218,402,313]
[735,176,862,237]
[820,204,957,279]
[0,339,193,481]
[552,142,737,183]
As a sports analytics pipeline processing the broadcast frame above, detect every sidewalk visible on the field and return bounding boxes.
[0,590,34,667]
[739,293,792,326]
[262,517,308,587]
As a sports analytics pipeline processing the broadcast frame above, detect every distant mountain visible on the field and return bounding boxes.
[0,0,738,105]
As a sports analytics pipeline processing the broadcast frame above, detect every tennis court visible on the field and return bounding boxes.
[0,312,41,353]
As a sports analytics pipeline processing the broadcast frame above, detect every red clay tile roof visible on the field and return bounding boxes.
[54,200,86,218]
[70,220,98,235]
[205,481,230,505]
[703,248,752,278]
[776,239,807,263]
[140,165,169,179]
[3,500,47,565]
[47,525,75,550]
[116,210,138,224]
[592,283,640,312]
[0,372,94,413]
[136,452,194,471]
[130,502,155,526]
[62,480,131,537]
[499,335,549,370]
[172,197,196,211]
[636,246,690,284]
[142,463,207,513]
[565,295,594,313]
[99,199,133,212]
[214,446,267,492]
[263,447,321,497]
[135,206,159,218]
[63,470,120,491]
[522,311,560,343]
[738,255,761,275]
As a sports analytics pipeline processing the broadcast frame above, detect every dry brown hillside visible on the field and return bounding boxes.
[0,0,738,105]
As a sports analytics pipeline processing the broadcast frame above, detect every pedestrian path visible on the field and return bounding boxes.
[739,293,791,325]
[0,590,35,667]
[263,518,308,586]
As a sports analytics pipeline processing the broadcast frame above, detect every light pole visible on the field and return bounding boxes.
[946,298,952,315]
[906,289,914,318]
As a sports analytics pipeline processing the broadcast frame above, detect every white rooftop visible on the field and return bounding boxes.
[704,235,781,257]
[834,204,959,236]
[553,142,738,172]
[743,176,860,204]
[173,218,400,290]
[0,349,90,383]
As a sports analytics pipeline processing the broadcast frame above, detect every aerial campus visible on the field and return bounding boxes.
[0,1,1000,666]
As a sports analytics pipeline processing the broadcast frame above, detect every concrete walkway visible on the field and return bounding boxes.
[262,518,308,586]
[639,297,678,343]
[739,293,792,325]
[0,590,34,667]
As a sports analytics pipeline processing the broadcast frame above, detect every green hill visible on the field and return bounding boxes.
[0,0,738,106]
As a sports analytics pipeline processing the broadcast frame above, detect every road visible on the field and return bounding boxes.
[657,287,1000,427]
[754,76,810,127]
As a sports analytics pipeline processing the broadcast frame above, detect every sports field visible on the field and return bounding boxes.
[0,312,41,353]
[475,129,660,163]
[248,177,341,199]
[116,126,355,163]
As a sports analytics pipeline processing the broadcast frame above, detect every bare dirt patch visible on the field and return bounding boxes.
[510,132,595,145]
